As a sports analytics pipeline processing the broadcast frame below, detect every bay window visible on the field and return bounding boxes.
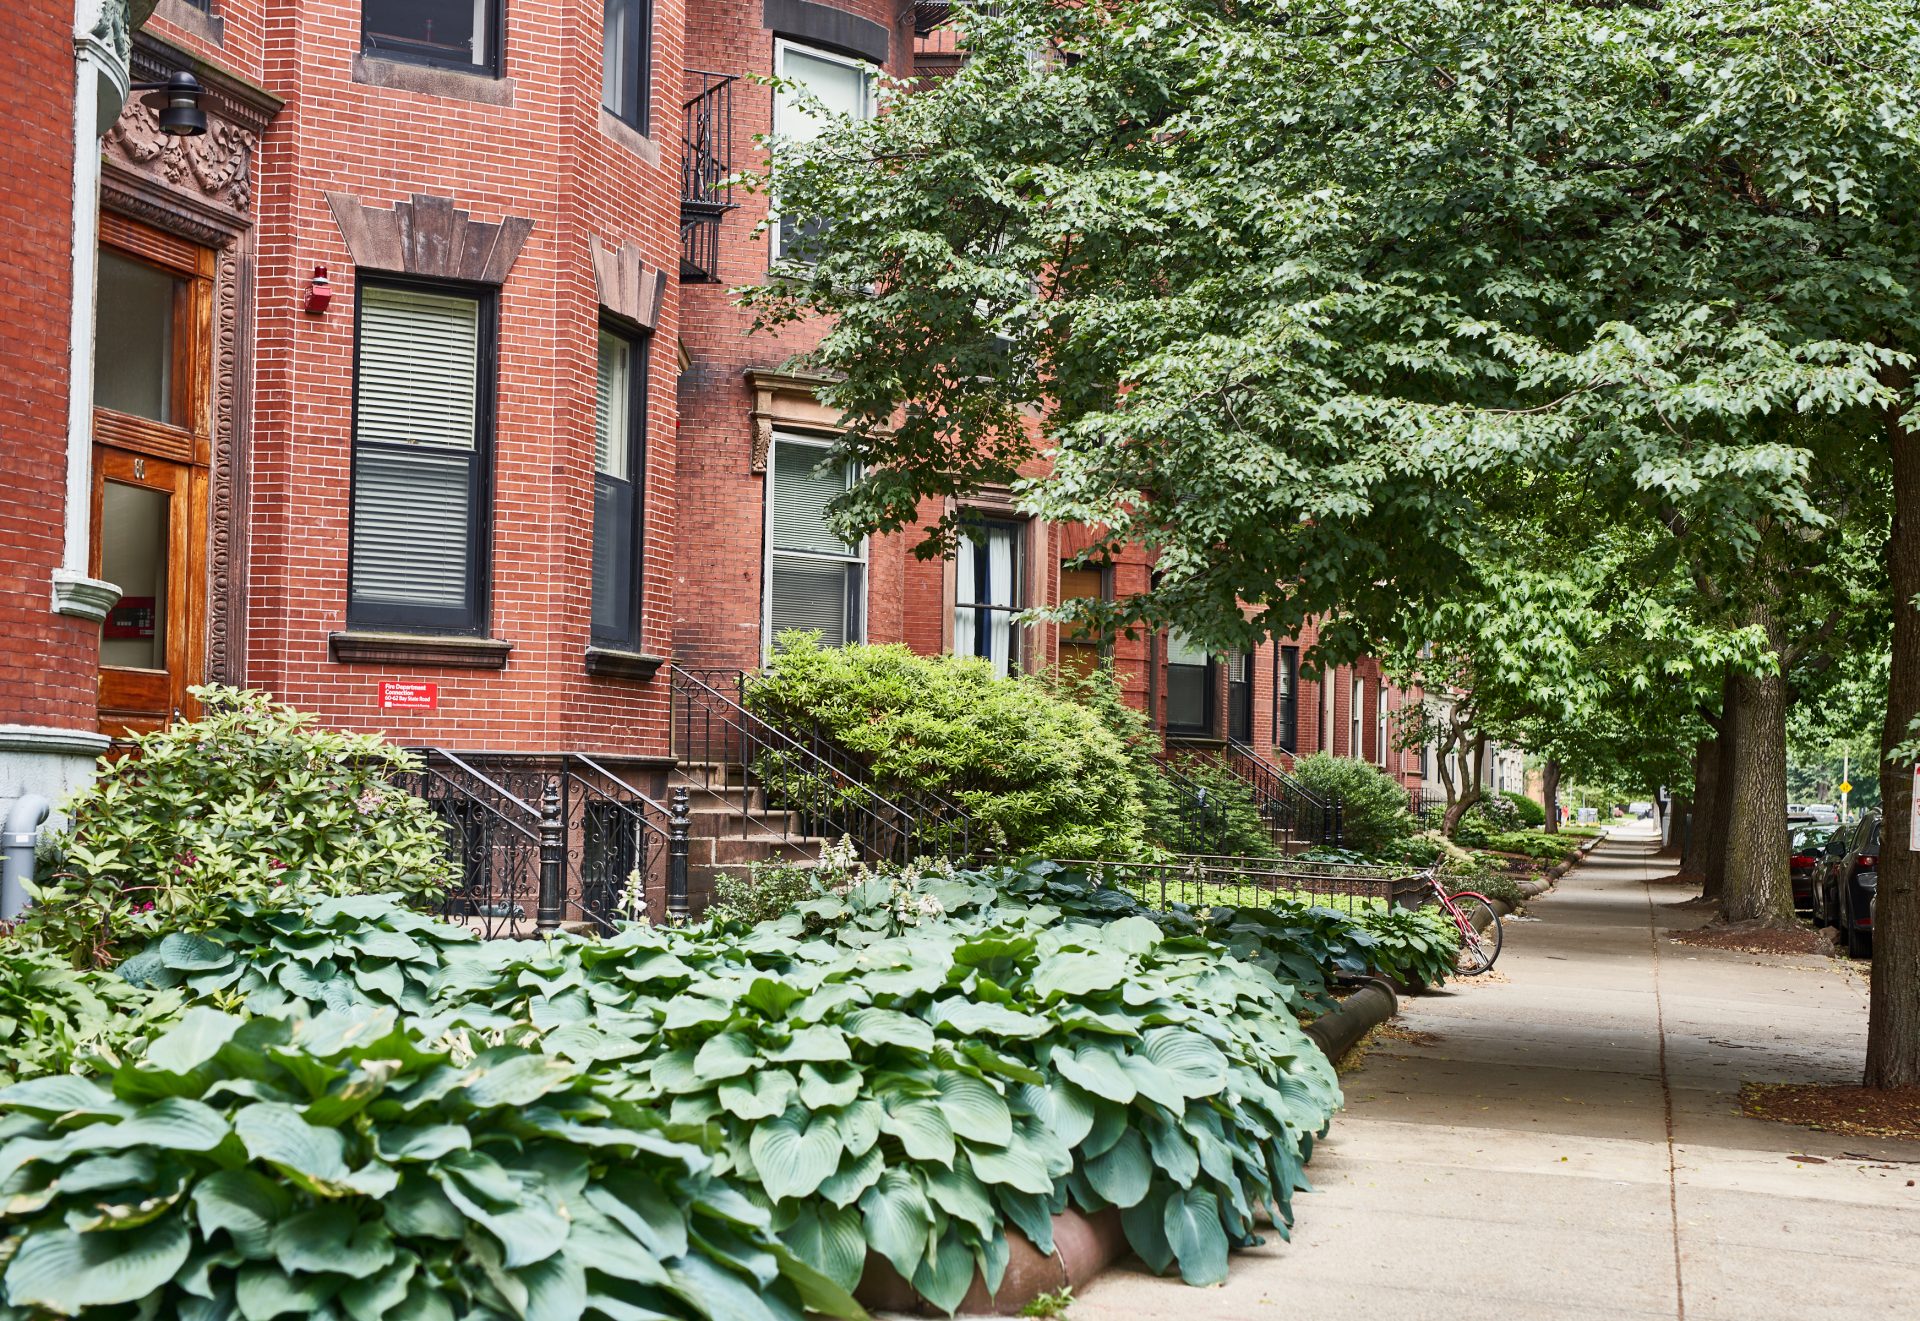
[362,0,502,73]
[592,327,647,649]
[349,282,493,633]
[767,434,864,649]
[954,519,1024,677]
[771,41,873,261]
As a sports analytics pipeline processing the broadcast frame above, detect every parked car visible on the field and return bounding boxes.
[1812,810,1878,958]
[1788,823,1835,913]
[1629,800,1654,819]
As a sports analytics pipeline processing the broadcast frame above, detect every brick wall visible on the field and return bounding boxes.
[0,1,95,734]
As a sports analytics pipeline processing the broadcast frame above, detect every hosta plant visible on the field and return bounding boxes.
[0,945,182,1085]
[21,686,454,967]
[0,1006,863,1321]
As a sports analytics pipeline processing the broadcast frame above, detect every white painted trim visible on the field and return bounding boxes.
[0,725,111,756]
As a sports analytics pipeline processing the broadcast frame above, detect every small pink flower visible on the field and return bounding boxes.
[268,857,289,871]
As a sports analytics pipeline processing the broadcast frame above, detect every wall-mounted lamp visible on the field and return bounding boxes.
[305,265,332,315]
[131,71,208,138]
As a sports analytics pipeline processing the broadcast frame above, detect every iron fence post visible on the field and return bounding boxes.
[668,786,691,920]
[537,777,565,932]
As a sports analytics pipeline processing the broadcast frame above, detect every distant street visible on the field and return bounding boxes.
[1071,826,1920,1320]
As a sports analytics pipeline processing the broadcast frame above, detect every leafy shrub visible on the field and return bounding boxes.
[1153,758,1274,858]
[1452,793,1524,846]
[1045,664,1187,853]
[1444,858,1526,909]
[746,638,1146,858]
[22,686,453,966]
[1500,790,1546,828]
[708,853,839,927]
[1350,903,1460,988]
[1380,834,1446,868]
[0,1006,859,1320]
[0,945,182,1084]
[1286,754,1413,855]
[1479,830,1580,863]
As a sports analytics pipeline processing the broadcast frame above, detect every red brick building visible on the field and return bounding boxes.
[2,0,1428,920]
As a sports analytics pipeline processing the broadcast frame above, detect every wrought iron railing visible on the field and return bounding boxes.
[672,665,979,866]
[1157,758,1249,857]
[1063,855,1429,917]
[1225,740,1343,848]
[397,750,673,935]
[681,71,739,281]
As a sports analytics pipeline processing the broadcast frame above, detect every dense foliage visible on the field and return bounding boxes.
[0,1007,858,1321]
[1152,758,1273,859]
[1499,792,1545,829]
[1286,755,1412,856]
[0,945,182,1085]
[746,638,1145,857]
[22,686,452,967]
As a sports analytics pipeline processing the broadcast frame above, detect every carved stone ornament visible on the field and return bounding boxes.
[590,237,667,330]
[327,193,534,285]
[745,368,850,473]
[107,112,256,215]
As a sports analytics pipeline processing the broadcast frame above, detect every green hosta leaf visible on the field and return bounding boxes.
[159,932,233,972]
[1050,1046,1136,1105]
[373,1122,471,1163]
[925,1161,995,1235]
[934,1074,1012,1146]
[193,1169,294,1259]
[769,1024,851,1064]
[798,1062,861,1110]
[1100,916,1164,955]
[271,1206,397,1277]
[462,1053,577,1108]
[933,998,1050,1039]
[718,1069,798,1120]
[831,1098,882,1158]
[879,1098,955,1166]
[860,1168,933,1281]
[59,1151,159,1194]
[663,995,731,1031]
[694,1032,760,1081]
[587,1170,688,1260]
[994,1188,1056,1256]
[384,1171,465,1240]
[1014,1081,1094,1151]
[780,1202,868,1292]
[519,1249,589,1321]
[4,1213,191,1310]
[741,976,806,1020]
[964,1134,1053,1197]
[1121,1192,1175,1276]
[842,1008,934,1052]
[748,1112,843,1201]
[1118,1054,1186,1112]
[439,1161,569,1270]
[1142,1111,1199,1188]
[234,1262,337,1319]
[341,1257,418,1321]
[1163,1186,1229,1286]
[0,1073,130,1118]
[1032,949,1128,1001]
[818,1145,884,1207]
[912,1231,977,1316]
[1139,1028,1229,1100]
[1084,1128,1152,1209]
[665,1254,782,1321]
[234,1103,351,1190]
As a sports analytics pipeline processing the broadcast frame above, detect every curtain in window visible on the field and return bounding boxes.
[350,286,481,622]
[1275,646,1298,752]
[953,532,976,660]
[954,522,1021,676]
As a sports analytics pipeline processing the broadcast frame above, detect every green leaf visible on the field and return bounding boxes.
[0,1074,130,1118]
[1084,1128,1152,1209]
[373,1123,472,1163]
[964,1134,1053,1197]
[718,1069,798,1121]
[843,1007,935,1052]
[1163,1186,1229,1286]
[694,1032,760,1081]
[818,1145,884,1207]
[768,1024,851,1064]
[749,1112,844,1201]
[924,1161,996,1235]
[859,1168,934,1282]
[462,1053,576,1108]
[1032,949,1129,1001]
[934,1074,1012,1146]
[341,1258,418,1321]
[4,1214,191,1310]
[234,1262,338,1319]
[144,1007,246,1075]
[519,1249,589,1321]
[159,932,233,972]
[1015,1081,1094,1150]
[780,1202,869,1292]
[1121,1192,1174,1275]
[912,1231,977,1315]
[234,1103,351,1190]
[193,1169,294,1260]
[797,1062,861,1110]
[271,1206,397,1276]
[1139,1027,1229,1099]
[878,1098,955,1166]
[1051,1046,1136,1104]
[933,998,1050,1039]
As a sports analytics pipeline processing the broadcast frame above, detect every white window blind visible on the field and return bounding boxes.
[1351,674,1365,760]
[768,437,862,648]
[772,43,872,259]
[595,330,631,480]
[350,285,482,620]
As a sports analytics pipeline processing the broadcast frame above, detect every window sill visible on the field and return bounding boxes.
[584,647,666,681]
[596,108,662,168]
[329,631,513,669]
[352,53,514,107]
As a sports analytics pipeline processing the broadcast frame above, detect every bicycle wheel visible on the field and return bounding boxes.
[1448,891,1502,975]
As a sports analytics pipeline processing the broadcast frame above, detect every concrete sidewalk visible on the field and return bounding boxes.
[1069,825,1920,1320]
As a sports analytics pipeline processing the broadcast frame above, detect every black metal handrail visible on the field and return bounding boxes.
[672,665,974,866]
[395,749,543,939]
[1157,757,1248,857]
[681,71,739,281]
[1224,740,1343,848]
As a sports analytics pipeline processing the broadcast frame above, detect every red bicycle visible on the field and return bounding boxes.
[1423,868,1502,975]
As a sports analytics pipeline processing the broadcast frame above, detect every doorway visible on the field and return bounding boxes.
[91,214,213,741]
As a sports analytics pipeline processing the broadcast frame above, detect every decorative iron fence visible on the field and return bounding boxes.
[1060,855,1430,917]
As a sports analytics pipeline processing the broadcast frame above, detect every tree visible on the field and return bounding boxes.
[757,2,1920,1082]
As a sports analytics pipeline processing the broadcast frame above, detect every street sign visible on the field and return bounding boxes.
[379,681,438,711]
[1839,780,1852,795]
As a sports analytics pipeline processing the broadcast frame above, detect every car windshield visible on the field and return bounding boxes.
[1791,826,1832,850]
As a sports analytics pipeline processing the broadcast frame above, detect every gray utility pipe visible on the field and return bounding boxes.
[1,795,50,921]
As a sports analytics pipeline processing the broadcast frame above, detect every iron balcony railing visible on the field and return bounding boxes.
[681,71,739,281]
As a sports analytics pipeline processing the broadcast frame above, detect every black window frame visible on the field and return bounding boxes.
[953,516,1026,675]
[1274,644,1299,753]
[1164,633,1216,738]
[591,322,649,650]
[601,0,653,135]
[346,274,498,636]
[1226,651,1254,744]
[361,0,505,77]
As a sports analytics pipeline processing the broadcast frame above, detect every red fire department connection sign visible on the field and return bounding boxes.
[378,682,438,711]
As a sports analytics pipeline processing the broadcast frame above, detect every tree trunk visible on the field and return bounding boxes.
[1720,609,1794,925]
[1683,735,1716,878]
[1868,363,1920,1088]
[1440,736,1487,838]
[1703,679,1739,902]
[1663,790,1689,857]
[1542,759,1561,833]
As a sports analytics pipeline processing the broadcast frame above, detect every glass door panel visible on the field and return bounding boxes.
[93,450,200,740]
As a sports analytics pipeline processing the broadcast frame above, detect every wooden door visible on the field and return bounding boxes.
[92,449,205,740]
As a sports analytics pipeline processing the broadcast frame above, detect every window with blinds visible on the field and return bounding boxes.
[1165,630,1213,736]
[1377,681,1390,767]
[1275,645,1299,753]
[601,0,652,132]
[593,327,647,649]
[1226,651,1254,743]
[348,283,491,633]
[771,42,873,261]
[767,435,863,649]
[1350,674,1365,761]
